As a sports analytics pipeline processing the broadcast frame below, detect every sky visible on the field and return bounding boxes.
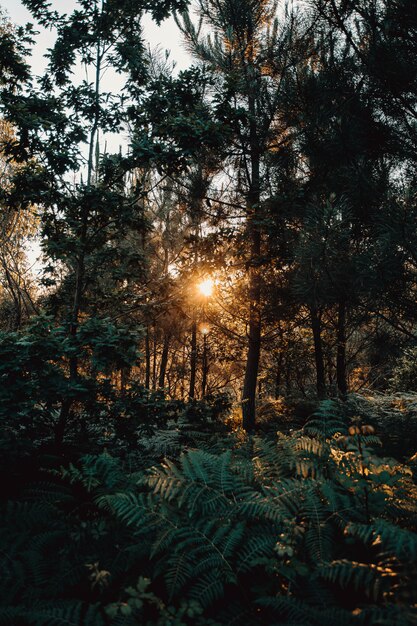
[1,0,192,74]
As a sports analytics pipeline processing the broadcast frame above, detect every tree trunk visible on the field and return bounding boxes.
[189,320,197,399]
[327,351,334,387]
[181,344,186,401]
[152,323,157,390]
[2,262,22,330]
[158,333,170,389]
[241,71,261,433]
[285,363,292,394]
[201,332,208,397]
[120,366,130,395]
[310,307,326,399]
[274,359,282,399]
[336,301,348,399]
[145,326,151,389]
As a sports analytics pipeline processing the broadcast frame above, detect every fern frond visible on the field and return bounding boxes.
[61,454,124,493]
[304,523,335,563]
[304,400,348,439]
[219,520,246,558]
[358,604,417,626]
[345,520,417,560]
[188,573,227,608]
[163,553,193,599]
[24,481,75,505]
[257,595,315,624]
[236,532,277,572]
[319,559,395,602]
[1,501,60,532]
[0,602,106,626]
[258,595,362,626]
[99,492,177,535]
[251,436,292,483]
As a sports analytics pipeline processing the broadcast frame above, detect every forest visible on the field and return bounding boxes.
[1,0,417,624]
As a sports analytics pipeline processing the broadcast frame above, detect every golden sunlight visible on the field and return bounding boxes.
[197,277,214,297]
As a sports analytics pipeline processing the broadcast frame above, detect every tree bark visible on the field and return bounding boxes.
[336,300,348,399]
[158,333,170,389]
[121,366,130,395]
[189,320,197,399]
[152,322,157,390]
[274,356,282,399]
[145,326,151,389]
[310,307,326,399]
[241,85,261,433]
[201,332,208,397]
[180,344,186,401]
[3,263,22,330]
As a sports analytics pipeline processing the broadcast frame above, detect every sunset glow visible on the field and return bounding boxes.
[197,278,214,297]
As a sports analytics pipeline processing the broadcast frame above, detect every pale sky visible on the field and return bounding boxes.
[1,0,192,75]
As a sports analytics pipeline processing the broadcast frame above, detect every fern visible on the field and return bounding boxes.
[3,402,417,626]
[319,559,395,602]
[188,574,227,608]
[304,400,348,438]
[346,521,417,560]
[159,553,193,599]
[251,436,293,483]
[257,595,318,625]
[257,594,416,626]
[236,532,277,573]
[60,453,128,493]
[0,603,106,626]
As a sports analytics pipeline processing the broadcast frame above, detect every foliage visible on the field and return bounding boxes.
[347,392,417,461]
[0,313,141,444]
[2,402,417,625]
[1,0,417,624]
[390,348,417,393]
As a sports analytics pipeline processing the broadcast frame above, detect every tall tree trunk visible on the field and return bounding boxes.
[120,366,130,396]
[201,332,208,397]
[327,352,334,387]
[285,364,292,394]
[158,333,170,389]
[145,326,151,389]
[274,352,283,399]
[189,320,197,399]
[310,307,326,399]
[241,86,261,433]
[152,323,157,390]
[181,344,186,401]
[336,300,348,399]
[3,263,22,330]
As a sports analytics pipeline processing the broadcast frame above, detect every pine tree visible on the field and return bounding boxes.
[176,0,301,429]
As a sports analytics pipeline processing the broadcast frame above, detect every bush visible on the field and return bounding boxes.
[390,347,417,393]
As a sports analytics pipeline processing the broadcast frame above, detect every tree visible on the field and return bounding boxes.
[0,119,38,330]
[0,0,190,445]
[176,0,301,429]
[265,19,395,399]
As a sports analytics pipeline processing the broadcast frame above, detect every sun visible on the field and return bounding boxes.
[197,277,214,297]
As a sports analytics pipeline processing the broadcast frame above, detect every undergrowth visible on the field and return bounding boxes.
[1,399,417,625]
